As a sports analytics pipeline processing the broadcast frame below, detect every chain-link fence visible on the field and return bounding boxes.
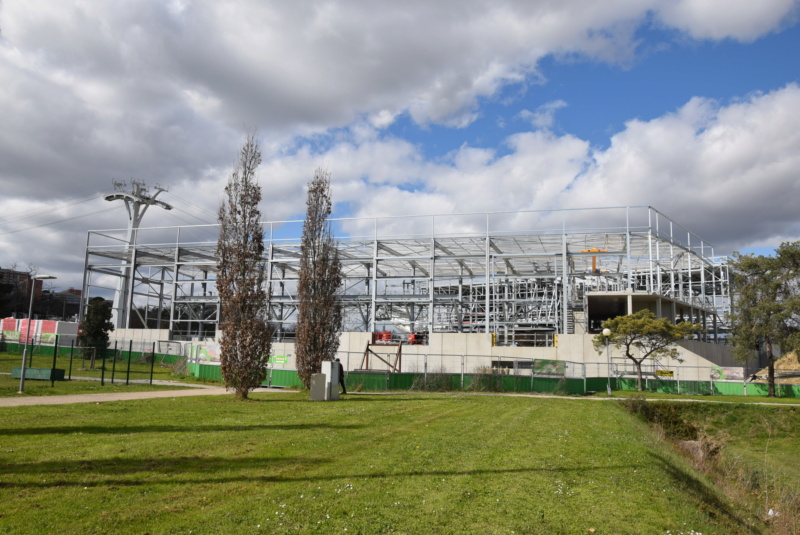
[261,349,588,395]
[582,360,800,397]
[7,335,799,398]
[4,336,187,386]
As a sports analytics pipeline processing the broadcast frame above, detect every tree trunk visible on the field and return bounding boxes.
[633,358,644,392]
[766,338,776,397]
[765,338,775,398]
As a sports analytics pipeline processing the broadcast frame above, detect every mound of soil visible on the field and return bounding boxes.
[754,352,800,384]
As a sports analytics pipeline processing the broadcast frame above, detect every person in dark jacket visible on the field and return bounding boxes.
[335,358,347,394]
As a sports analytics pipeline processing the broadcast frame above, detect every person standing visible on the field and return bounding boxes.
[335,358,347,394]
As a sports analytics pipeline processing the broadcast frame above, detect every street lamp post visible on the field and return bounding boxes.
[603,327,612,397]
[18,275,57,394]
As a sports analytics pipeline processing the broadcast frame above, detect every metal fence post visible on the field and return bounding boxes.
[531,359,535,393]
[50,335,59,387]
[461,355,465,390]
[582,362,587,395]
[100,349,106,386]
[149,341,156,384]
[111,341,118,384]
[125,340,132,385]
[68,340,74,380]
[424,354,428,390]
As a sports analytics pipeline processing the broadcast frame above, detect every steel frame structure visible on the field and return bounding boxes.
[81,206,731,343]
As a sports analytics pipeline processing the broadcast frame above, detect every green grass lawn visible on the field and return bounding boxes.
[645,401,800,489]
[0,393,769,534]
[0,350,203,397]
[0,374,194,397]
[593,390,800,405]
[621,398,800,534]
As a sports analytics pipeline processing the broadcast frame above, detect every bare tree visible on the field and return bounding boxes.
[216,133,272,399]
[295,169,343,389]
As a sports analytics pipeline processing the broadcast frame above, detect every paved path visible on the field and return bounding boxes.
[3,379,799,408]
[0,385,290,407]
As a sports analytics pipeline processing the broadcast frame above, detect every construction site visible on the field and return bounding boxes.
[80,205,737,377]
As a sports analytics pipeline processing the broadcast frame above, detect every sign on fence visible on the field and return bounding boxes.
[710,366,745,381]
[533,359,565,376]
[196,344,219,362]
[2,330,19,341]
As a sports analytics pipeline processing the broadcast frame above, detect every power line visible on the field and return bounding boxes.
[169,203,217,226]
[0,191,111,225]
[0,206,118,236]
[163,191,219,221]
[0,188,222,238]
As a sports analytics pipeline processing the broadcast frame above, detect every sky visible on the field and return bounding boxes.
[1,0,799,292]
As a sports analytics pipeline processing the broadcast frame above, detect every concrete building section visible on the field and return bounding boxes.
[335,331,735,378]
[82,205,732,372]
[182,328,734,385]
[111,328,171,345]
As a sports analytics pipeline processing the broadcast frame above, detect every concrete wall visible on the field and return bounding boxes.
[554,333,739,382]
[110,329,170,346]
[676,339,738,367]
[112,328,740,382]
[55,321,79,335]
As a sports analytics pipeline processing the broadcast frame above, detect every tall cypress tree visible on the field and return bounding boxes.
[216,134,271,399]
[295,169,343,389]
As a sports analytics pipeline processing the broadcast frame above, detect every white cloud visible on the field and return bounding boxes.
[561,85,800,247]
[519,100,569,129]
[368,110,400,130]
[299,85,800,254]
[657,0,799,41]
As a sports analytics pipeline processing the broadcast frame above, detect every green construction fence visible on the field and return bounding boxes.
[586,376,800,398]
[187,362,587,394]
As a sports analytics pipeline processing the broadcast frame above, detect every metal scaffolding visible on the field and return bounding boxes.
[81,206,731,343]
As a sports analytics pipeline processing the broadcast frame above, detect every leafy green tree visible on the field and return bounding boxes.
[295,168,343,389]
[78,297,114,367]
[216,133,272,399]
[729,241,800,397]
[593,310,701,392]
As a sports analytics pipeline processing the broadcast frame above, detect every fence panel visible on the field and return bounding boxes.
[8,336,799,398]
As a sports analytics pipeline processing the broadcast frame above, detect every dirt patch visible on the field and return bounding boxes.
[754,352,800,384]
